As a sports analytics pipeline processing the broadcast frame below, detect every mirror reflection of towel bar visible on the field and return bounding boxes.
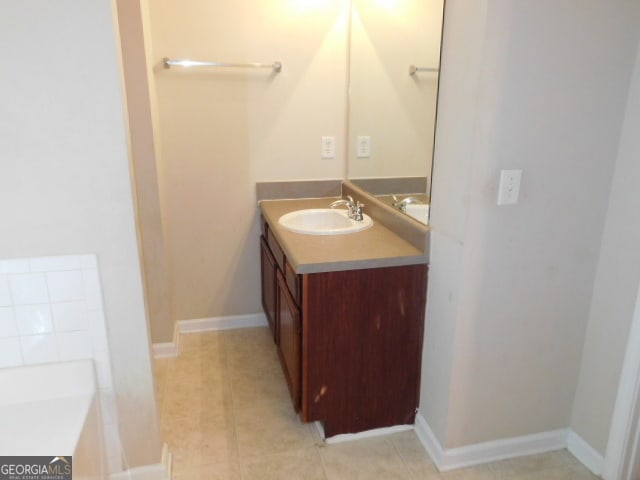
[409,65,439,75]
[163,58,282,72]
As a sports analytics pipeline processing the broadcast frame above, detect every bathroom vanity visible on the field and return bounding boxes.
[259,196,428,437]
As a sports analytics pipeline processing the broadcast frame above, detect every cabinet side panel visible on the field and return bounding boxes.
[302,265,427,436]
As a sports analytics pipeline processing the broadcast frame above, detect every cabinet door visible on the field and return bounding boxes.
[260,236,278,342]
[277,270,301,412]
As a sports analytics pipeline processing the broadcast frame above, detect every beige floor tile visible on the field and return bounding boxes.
[169,422,238,471]
[155,329,601,480]
[166,358,226,380]
[389,431,441,479]
[319,436,412,480]
[500,464,599,480]
[172,460,241,480]
[154,358,168,382]
[241,446,327,480]
[225,345,281,378]
[229,367,291,411]
[489,451,573,477]
[234,402,318,458]
[389,430,431,456]
[224,326,273,346]
[179,331,226,353]
[440,464,496,480]
[162,381,231,420]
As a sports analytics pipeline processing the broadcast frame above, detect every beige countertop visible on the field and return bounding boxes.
[260,198,427,274]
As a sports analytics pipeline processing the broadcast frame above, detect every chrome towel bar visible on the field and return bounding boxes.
[409,65,438,75]
[163,58,282,72]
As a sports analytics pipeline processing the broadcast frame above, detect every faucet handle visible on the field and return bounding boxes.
[354,201,365,221]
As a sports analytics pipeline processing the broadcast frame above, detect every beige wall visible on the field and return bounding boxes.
[0,0,161,469]
[116,0,173,343]
[144,0,349,322]
[571,38,640,454]
[348,0,443,181]
[423,0,640,448]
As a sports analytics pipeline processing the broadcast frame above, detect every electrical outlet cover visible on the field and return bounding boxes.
[497,169,522,205]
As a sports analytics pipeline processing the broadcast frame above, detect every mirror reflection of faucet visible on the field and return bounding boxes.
[330,195,366,221]
[392,195,421,212]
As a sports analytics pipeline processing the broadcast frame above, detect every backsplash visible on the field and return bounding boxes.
[0,254,122,474]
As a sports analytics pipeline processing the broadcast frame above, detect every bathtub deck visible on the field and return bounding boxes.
[0,393,94,456]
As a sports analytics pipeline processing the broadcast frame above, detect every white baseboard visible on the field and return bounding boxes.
[109,444,172,480]
[314,421,413,444]
[414,413,446,467]
[567,430,604,476]
[178,313,267,333]
[414,413,568,472]
[161,442,173,479]
[152,313,268,358]
[152,342,178,359]
[109,463,169,480]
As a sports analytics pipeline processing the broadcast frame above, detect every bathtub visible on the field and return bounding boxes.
[0,360,106,479]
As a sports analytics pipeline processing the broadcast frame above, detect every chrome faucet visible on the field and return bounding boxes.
[330,195,365,221]
[392,195,421,212]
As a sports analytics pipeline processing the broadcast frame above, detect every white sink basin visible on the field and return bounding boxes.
[278,209,373,235]
[404,204,429,224]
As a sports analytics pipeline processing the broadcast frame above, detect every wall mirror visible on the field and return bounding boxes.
[346,0,445,224]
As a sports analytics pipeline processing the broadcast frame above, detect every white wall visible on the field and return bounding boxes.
[144,0,349,323]
[571,37,640,455]
[424,0,640,448]
[0,0,161,470]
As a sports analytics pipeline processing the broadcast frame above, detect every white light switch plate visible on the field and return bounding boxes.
[321,136,336,159]
[356,136,371,158]
[497,169,522,205]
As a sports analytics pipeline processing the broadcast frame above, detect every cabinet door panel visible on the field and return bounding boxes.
[260,236,278,342]
[302,265,427,436]
[277,270,301,412]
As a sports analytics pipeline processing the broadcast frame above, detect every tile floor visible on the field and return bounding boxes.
[154,327,600,480]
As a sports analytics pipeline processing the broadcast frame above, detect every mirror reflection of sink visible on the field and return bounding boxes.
[278,209,373,235]
[404,204,430,224]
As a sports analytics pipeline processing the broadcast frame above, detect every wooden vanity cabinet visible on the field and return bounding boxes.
[260,237,278,342]
[259,216,428,437]
[276,269,302,411]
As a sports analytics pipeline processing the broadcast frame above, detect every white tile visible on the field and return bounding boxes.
[20,334,59,365]
[0,307,18,337]
[51,301,88,332]
[82,269,104,310]
[29,255,83,272]
[0,258,30,275]
[81,255,98,269]
[0,337,23,367]
[46,271,84,302]
[57,331,92,361]
[9,273,49,304]
[14,304,53,335]
[0,276,11,306]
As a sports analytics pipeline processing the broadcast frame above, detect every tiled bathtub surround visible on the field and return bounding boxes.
[0,254,122,474]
